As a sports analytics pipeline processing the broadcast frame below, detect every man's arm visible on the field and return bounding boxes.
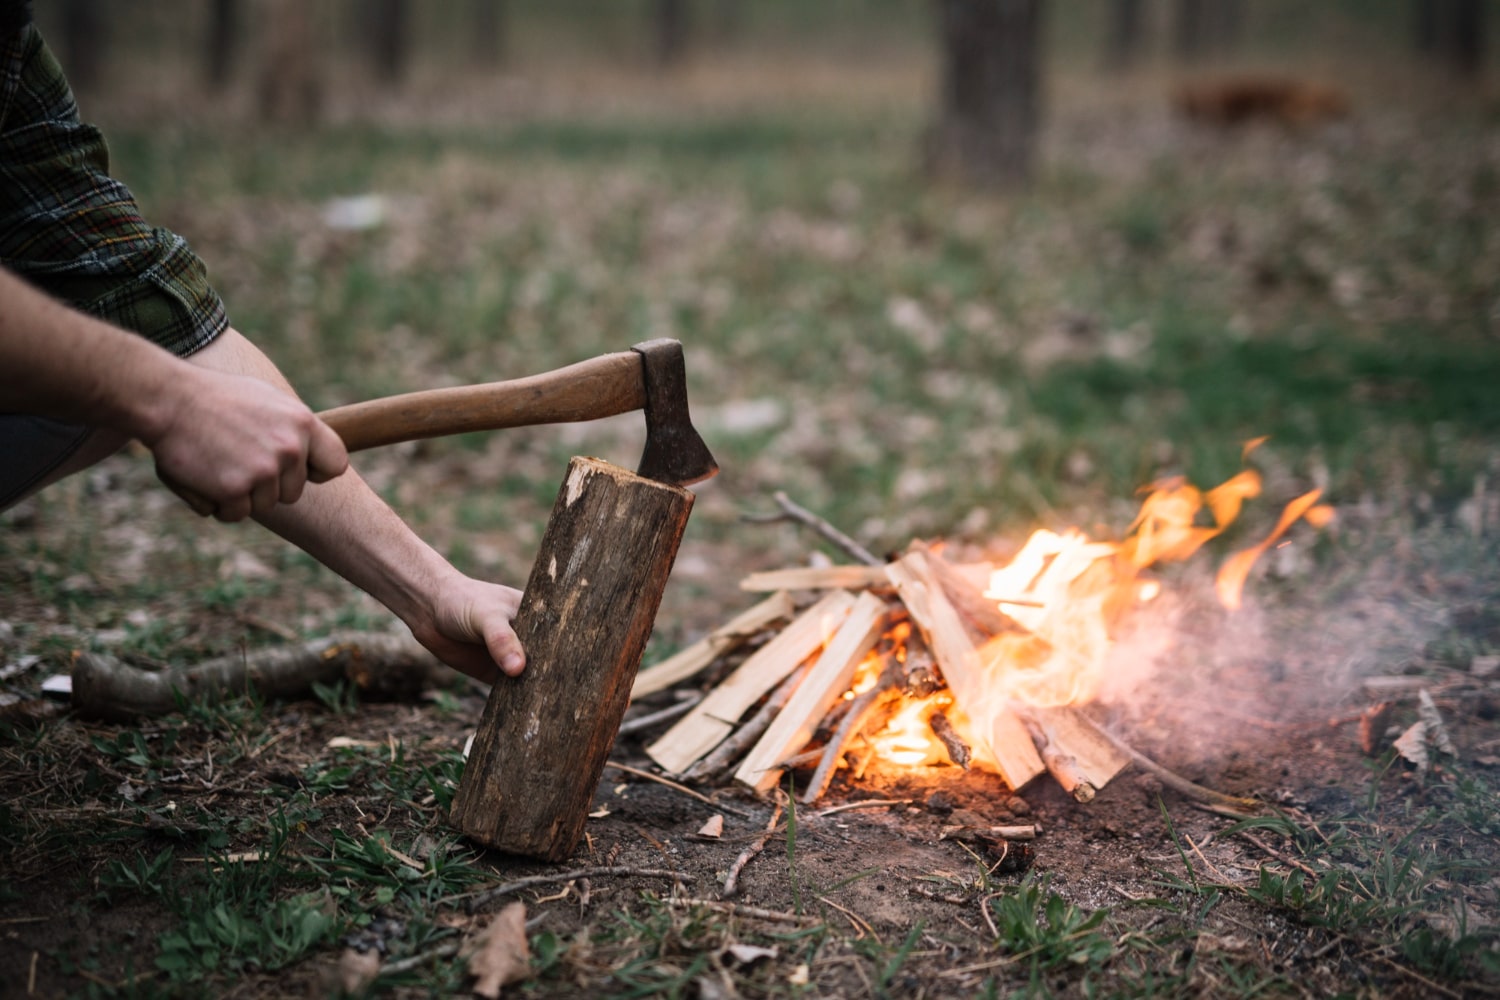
[0,267,525,682]
[0,265,348,517]
[189,328,527,683]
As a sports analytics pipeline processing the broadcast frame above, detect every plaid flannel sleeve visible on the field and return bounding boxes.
[0,23,227,357]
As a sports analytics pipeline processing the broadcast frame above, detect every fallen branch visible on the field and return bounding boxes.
[722,802,783,898]
[72,632,457,721]
[744,491,882,567]
[1092,724,1262,816]
[671,899,820,925]
[602,762,753,819]
[457,867,696,914]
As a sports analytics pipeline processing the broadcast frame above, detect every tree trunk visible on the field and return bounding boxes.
[61,0,106,92]
[1175,0,1242,62]
[450,458,694,861]
[1104,0,1144,72]
[257,0,322,125]
[371,0,410,85]
[654,0,690,68]
[205,0,239,92]
[928,0,1043,189]
[1418,0,1486,78]
[473,0,507,68]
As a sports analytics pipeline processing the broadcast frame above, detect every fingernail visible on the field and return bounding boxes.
[502,653,524,676]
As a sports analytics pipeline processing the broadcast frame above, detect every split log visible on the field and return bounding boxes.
[739,566,891,593]
[733,591,890,793]
[885,550,1046,791]
[646,590,856,775]
[801,659,903,803]
[1018,706,1130,802]
[631,591,794,699]
[71,632,448,722]
[681,664,808,783]
[450,458,694,861]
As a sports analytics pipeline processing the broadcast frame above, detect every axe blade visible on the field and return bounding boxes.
[632,339,719,487]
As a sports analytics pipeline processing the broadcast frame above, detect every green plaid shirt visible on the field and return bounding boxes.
[0,22,226,356]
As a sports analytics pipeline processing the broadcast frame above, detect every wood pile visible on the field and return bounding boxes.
[632,543,1133,805]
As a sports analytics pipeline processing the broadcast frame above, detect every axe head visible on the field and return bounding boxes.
[632,339,719,487]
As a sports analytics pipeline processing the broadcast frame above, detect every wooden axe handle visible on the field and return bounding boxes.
[167,350,648,516]
[319,350,647,453]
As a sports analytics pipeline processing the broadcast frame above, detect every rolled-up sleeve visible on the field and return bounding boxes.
[0,23,227,357]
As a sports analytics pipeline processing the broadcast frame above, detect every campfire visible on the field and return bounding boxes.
[636,446,1334,808]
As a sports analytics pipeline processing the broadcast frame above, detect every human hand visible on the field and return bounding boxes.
[146,364,349,522]
[404,576,526,684]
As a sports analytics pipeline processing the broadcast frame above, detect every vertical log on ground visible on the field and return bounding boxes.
[451,457,694,861]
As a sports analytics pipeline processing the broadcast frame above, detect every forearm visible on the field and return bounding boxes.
[0,265,182,438]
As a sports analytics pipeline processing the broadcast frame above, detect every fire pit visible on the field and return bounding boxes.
[635,446,1334,813]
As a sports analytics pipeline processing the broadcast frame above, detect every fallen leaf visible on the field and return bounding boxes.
[696,815,724,839]
[338,947,382,995]
[1471,654,1499,678]
[725,943,778,965]
[788,963,810,985]
[1393,721,1430,773]
[468,901,530,999]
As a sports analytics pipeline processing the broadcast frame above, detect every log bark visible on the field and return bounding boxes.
[450,458,694,860]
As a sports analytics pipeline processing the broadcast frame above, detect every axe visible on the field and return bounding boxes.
[321,339,715,861]
[317,338,718,487]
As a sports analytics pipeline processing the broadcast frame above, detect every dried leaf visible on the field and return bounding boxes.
[1393,721,1430,773]
[1471,654,1500,678]
[338,947,382,995]
[468,901,530,999]
[696,815,724,839]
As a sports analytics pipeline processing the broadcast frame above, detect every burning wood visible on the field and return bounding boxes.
[632,462,1329,808]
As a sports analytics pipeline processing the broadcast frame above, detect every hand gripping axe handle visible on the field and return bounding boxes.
[171,339,717,516]
[318,338,718,486]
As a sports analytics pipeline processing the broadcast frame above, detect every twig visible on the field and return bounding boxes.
[928,712,971,769]
[744,491,882,567]
[1094,726,1262,816]
[617,694,702,735]
[458,866,696,913]
[603,761,753,818]
[671,898,821,924]
[1236,831,1320,878]
[812,798,911,819]
[723,803,783,898]
[682,665,809,783]
[801,664,902,804]
[380,939,462,975]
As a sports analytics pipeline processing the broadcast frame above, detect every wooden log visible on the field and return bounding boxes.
[739,566,891,593]
[682,664,809,783]
[646,590,856,775]
[450,457,694,860]
[631,591,795,699]
[1019,706,1130,802]
[884,551,1046,791]
[733,591,890,793]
